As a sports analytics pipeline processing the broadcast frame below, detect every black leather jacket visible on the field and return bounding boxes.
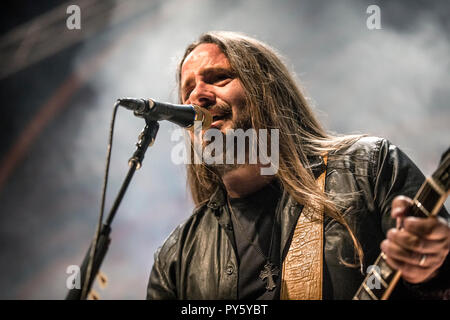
[147,137,449,299]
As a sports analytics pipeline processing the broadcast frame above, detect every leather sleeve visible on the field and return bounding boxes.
[146,225,181,300]
[372,139,427,234]
[372,138,450,299]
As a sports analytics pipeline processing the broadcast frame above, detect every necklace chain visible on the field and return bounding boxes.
[226,197,277,264]
[226,197,280,291]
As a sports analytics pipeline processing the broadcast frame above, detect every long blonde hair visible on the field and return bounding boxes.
[177,31,364,268]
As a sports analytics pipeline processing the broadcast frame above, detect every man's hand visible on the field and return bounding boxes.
[381,196,450,284]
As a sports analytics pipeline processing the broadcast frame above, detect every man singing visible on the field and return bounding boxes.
[147,31,449,299]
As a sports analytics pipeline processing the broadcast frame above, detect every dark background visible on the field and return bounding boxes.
[0,0,449,299]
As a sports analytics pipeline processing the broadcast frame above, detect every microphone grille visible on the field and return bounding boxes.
[192,105,212,129]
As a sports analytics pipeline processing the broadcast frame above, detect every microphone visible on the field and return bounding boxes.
[117,98,212,129]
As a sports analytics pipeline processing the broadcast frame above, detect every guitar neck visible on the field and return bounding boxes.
[353,176,449,300]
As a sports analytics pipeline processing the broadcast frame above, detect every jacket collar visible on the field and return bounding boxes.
[204,181,299,262]
[207,185,226,211]
[206,185,237,250]
[204,156,326,261]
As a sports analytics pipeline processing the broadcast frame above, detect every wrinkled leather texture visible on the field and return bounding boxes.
[147,137,450,300]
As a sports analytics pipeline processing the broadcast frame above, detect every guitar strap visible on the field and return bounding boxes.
[280,155,327,300]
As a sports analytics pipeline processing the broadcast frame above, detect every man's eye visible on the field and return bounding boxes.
[214,74,232,84]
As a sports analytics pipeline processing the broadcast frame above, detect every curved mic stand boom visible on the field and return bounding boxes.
[66,117,159,300]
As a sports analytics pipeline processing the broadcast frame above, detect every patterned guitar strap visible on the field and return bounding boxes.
[280,155,327,300]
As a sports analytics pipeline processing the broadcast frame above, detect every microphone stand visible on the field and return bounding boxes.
[66,119,160,300]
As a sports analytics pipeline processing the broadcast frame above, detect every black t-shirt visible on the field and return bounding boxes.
[227,180,282,300]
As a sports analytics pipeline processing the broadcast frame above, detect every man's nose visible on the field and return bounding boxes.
[188,82,216,109]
